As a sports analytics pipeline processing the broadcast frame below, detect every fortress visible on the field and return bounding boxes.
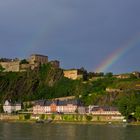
[0,54,83,80]
[0,54,60,72]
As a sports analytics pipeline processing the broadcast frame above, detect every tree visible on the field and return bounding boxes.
[96,72,104,77]
[85,115,92,121]
[40,114,45,120]
[88,72,95,79]
[24,114,31,120]
[0,105,4,113]
[134,106,140,121]
[0,65,5,72]
[118,96,133,119]
[117,93,138,120]
[20,59,29,64]
[130,74,137,79]
[105,72,113,77]
[79,67,88,81]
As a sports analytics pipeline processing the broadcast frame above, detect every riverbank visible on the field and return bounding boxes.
[0,119,131,126]
[0,120,126,125]
[1,119,140,126]
[0,113,140,126]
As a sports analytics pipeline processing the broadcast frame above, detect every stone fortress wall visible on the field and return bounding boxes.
[0,61,20,72]
[0,54,60,72]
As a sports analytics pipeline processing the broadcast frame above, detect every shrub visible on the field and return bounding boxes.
[20,59,29,64]
[51,114,55,120]
[24,114,31,120]
[86,115,92,121]
[19,115,24,120]
[40,114,45,120]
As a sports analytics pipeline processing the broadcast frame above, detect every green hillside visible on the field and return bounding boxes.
[0,64,86,103]
[0,64,63,102]
[0,64,140,109]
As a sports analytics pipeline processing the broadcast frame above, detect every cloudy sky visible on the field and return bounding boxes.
[0,0,140,73]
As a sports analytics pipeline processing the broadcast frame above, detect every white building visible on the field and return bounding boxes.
[3,100,21,113]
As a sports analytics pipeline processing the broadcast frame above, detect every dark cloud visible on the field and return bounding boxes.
[0,0,140,73]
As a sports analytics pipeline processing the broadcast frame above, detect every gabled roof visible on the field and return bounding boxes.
[4,100,21,106]
[44,100,58,106]
[35,99,82,106]
[35,100,46,106]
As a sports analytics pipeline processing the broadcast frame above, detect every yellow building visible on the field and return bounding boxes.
[63,69,83,80]
[113,74,130,79]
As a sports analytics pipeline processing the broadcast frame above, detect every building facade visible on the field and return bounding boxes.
[90,106,124,121]
[33,99,83,114]
[28,54,48,65]
[113,74,131,79]
[91,106,121,116]
[63,69,83,80]
[3,100,21,113]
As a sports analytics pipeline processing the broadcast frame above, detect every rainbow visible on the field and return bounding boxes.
[95,34,140,72]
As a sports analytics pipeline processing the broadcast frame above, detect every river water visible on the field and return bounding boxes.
[0,122,140,140]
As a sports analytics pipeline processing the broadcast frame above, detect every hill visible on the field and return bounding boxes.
[0,64,140,110]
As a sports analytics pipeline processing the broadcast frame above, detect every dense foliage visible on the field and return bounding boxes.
[20,59,29,64]
[0,64,63,102]
[1,64,140,121]
[116,91,140,121]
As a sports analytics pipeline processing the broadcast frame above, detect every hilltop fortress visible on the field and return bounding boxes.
[0,54,60,72]
[1,54,139,81]
[0,54,85,80]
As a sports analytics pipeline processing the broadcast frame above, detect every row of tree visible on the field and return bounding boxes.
[117,91,140,122]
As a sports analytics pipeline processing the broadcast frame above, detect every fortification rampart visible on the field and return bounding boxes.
[0,61,20,72]
[0,54,60,72]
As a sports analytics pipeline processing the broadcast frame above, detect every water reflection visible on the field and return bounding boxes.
[0,122,140,140]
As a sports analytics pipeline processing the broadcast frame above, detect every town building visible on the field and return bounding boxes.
[63,69,83,80]
[113,74,131,79]
[90,106,124,121]
[33,99,84,114]
[91,106,121,115]
[3,100,21,113]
